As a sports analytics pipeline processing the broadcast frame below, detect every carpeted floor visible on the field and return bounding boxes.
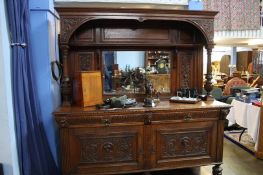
[224,130,255,154]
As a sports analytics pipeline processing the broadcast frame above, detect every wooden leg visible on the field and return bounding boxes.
[212,164,223,175]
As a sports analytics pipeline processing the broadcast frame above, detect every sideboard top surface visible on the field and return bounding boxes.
[54,100,230,116]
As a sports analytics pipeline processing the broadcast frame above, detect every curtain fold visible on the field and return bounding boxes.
[5,0,60,175]
[204,0,260,31]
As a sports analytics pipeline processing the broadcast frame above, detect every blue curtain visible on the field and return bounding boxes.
[5,0,60,175]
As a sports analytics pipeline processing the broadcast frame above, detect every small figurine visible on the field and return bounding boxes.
[145,80,154,98]
[144,80,160,107]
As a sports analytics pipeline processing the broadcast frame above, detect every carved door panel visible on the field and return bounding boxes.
[73,52,98,74]
[149,121,217,169]
[176,49,203,92]
[61,125,144,175]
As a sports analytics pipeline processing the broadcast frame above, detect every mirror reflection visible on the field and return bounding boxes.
[103,51,171,95]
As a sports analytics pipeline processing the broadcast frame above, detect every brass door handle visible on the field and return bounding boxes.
[102,119,111,126]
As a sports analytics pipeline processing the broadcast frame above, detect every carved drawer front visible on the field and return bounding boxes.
[61,125,144,175]
[152,110,219,122]
[151,121,217,169]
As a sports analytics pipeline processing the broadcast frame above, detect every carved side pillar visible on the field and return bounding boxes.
[204,45,214,99]
[61,45,72,106]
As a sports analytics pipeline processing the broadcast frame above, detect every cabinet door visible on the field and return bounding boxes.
[175,49,203,92]
[149,121,217,169]
[61,125,144,175]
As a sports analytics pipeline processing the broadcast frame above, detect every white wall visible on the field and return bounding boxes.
[0,1,20,175]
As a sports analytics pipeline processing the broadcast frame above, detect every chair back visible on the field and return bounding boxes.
[223,77,248,95]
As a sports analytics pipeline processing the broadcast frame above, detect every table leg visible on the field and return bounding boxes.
[239,128,247,142]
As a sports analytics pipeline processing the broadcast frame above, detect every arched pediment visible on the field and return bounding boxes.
[57,8,217,46]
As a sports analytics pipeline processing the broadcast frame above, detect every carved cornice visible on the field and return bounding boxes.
[60,16,94,44]
[59,15,215,45]
[189,18,214,44]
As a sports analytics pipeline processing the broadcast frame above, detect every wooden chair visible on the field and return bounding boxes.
[223,77,248,95]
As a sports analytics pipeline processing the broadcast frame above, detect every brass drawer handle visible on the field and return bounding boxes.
[184,114,192,121]
[144,113,152,125]
[102,119,111,126]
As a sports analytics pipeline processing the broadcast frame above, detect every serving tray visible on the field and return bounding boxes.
[169,97,201,104]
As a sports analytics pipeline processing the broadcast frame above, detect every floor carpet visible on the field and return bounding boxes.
[224,130,255,155]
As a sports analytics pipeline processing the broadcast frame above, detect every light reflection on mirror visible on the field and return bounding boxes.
[103,51,171,95]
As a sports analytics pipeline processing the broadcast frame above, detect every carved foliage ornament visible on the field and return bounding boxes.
[80,136,135,163]
[60,16,93,43]
[189,18,214,43]
[79,53,93,71]
[180,53,192,88]
[60,16,214,44]
[57,118,69,128]
[161,131,208,158]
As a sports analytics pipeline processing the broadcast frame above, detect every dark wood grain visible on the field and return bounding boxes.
[54,100,230,175]
[54,6,225,175]
[56,7,217,105]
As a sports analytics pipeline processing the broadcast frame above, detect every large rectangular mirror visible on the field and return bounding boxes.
[103,50,171,95]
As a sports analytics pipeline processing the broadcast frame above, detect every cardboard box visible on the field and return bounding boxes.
[74,71,103,107]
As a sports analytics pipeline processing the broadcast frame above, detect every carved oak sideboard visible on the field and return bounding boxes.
[54,101,230,175]
[54,6,231,175]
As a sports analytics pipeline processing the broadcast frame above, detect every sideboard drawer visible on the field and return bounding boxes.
[56,113,145,126]
[152,110,219,122]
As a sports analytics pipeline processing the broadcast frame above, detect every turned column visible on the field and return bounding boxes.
[60,45,72,106]
[204,45,214,99]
